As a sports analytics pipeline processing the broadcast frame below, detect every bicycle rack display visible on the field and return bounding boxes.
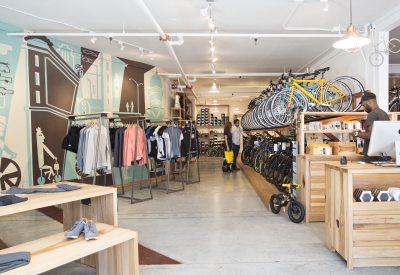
[241,69,366,130]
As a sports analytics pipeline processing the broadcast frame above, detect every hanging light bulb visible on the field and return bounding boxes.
[208,18,215,30]
[332,0,371,52]
[209,79,220,93]
[91,36,97,43]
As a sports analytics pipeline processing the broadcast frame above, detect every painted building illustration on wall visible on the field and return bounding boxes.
[0,20,155,189]
[145,71,165,119]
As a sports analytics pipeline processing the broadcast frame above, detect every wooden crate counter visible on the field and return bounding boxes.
[324,163,400,269]
[298,154,363,222]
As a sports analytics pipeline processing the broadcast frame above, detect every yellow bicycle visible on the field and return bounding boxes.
[271,67,365,124]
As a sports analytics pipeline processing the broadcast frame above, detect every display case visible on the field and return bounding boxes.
[325,163,400,269]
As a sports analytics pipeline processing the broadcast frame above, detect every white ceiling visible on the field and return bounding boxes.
[1,0,400,101]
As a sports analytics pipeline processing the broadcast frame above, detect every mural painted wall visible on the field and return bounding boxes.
[0,20,166,189]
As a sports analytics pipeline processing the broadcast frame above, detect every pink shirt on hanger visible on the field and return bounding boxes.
[123,126,147,166]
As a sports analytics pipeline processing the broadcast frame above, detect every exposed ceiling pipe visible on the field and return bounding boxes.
[134,0,200,103]
[158,72,302,78]
[8,32,343,38]
[0,4,155,53]
[283,1,344,32]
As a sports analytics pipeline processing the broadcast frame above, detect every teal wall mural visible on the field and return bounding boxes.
[145,71,165,119]
[0,20,156,189]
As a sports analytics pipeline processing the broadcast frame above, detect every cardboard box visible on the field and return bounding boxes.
[329,142,356,156]
[306,146,331,155]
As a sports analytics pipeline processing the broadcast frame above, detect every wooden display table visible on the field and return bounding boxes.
[298,154,363,222]
[0,182,138,273]
[325,163,400,269]
[0,223,138,275]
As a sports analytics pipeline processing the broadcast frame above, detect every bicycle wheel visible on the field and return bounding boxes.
[270,194,281,214]
[288,201,305,223]
[389,99,400,112]
[369,51,384,67]
[389,38,400,54]
[325,76,365,112]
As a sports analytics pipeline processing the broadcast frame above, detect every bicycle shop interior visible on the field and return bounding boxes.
[0,0,400,274]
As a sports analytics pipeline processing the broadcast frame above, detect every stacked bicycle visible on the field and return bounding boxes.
[241,135,294,193]
[241,67,365,130]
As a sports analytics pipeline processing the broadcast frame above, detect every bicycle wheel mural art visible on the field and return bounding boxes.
[0,158,21,190]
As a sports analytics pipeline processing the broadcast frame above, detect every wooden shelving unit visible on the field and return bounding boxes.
[196,105,230,148]
[297,111,400,223]
[171,93,193,120]
[325,163,400,269]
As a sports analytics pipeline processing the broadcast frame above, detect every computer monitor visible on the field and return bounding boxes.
[368,121,400,164]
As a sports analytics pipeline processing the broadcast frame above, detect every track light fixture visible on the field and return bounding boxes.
[210,46,215,52]
[139,48,144,57]
[212,70,216,74]
[208,18,215,30]
[150,51,154,60]
[200,3,211,16]
[119,41,124,51]
[321,0,329,11]
[211,57,218,62]
[91,36,97,43]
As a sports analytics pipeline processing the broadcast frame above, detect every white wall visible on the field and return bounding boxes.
[305,4,400,111]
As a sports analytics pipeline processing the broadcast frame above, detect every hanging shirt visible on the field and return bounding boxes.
[113,127,127,167]
[181,125,198,157]
[82,125,111,174]
[123,126,147,166]
[162,126,183,159]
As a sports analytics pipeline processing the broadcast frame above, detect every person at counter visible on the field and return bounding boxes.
[352,92,389,162]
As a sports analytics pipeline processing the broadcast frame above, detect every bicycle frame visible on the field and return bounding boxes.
[288,79,346,107]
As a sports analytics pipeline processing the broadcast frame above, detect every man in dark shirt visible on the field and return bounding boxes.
[352,92,389,162]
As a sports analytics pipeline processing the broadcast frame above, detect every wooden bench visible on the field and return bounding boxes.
[0,223,139,275]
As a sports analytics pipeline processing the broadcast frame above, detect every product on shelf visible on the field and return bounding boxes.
[388,187,400,201]
[353,188,374,202]
[371,188,392,201]
[306,143,331,155]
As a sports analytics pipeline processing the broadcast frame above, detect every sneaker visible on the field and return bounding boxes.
[64,218,87,239]
[84,220,98,241]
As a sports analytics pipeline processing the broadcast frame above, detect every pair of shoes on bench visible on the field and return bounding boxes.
[64,218,98,241]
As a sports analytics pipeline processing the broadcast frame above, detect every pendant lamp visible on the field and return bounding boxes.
[209,79,220,93]
[332,0,370,53]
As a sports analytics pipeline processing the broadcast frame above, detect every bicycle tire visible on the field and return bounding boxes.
[369,51,384,67]
[326,76,365,112]
[288,201,305,223]
[389,99,400,112]
[270,194,281,214]
[389,38,400,54]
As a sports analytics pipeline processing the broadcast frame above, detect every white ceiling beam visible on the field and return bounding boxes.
[8,32,342,38]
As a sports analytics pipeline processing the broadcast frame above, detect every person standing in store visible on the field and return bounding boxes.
[223,121,233,171]
[352,92,389,162]
[232,119,248,170]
